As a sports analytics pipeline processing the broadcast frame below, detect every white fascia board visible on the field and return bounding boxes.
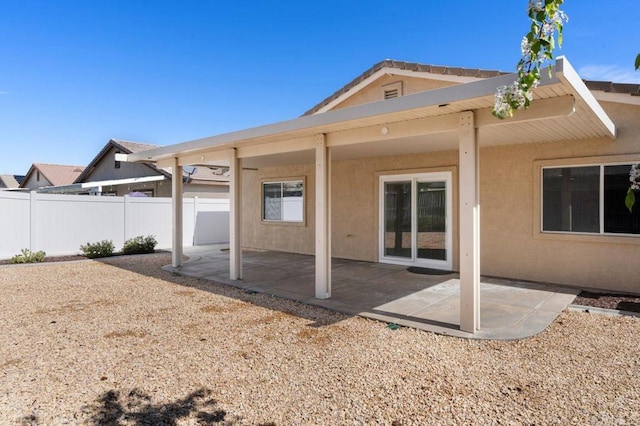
[38,175,166,193]
[555,56,617,138]
[314,67,486,114]
[79,175,166,188]
[314,68,389,115]
[126,70,562,164]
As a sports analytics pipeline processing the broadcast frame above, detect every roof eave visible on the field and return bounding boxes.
[555,56,616,138]
[127,70,546,164]
[126,57,616,165]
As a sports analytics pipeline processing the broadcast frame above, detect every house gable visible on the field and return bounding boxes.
[20,167,52,189]
[75,139,169,184]
[328,73,460,112]
[78,144,165,183]
[304,60,507,115]
[20,163,83,190]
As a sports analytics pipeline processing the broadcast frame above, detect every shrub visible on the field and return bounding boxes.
[80,240,115,259]
[9,248,46,264]
[122,235,157,255]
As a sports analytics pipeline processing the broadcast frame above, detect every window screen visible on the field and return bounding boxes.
[542,166,599,233]
[262,181,303,222]
[542,164,640,235]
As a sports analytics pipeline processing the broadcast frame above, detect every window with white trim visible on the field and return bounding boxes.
[262,180,304,222]
[542,163,640,235]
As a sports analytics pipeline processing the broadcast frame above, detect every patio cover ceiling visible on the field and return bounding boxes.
[122,57,615,169]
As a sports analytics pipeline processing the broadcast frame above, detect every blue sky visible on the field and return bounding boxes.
[1,0,638,174]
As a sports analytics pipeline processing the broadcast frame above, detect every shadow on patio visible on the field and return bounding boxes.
[167,244,578,340]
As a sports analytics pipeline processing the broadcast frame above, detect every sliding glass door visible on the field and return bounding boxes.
[380,172,452,270]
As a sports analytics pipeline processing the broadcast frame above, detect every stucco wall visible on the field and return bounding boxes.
[480,101,640,293]
[21,172,52,190]
[331,75,458,111]
[241,101,640,293]
[241,151,460,267]
[242,165,316,255]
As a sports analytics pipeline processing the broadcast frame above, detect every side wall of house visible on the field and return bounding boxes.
[81,145,162,182]
[241,101,640,293]
[242,150,460,267]
[21,172,52,190]
[480,101,640,294]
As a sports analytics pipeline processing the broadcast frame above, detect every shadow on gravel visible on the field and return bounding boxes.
[98,254,347,327]
[86,388,245,425]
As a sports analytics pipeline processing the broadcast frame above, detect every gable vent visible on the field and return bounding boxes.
[384,88,399,99]
[382,81,402,100]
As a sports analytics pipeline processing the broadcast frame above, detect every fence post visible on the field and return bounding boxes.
[123,195,130,243]
[30,191,38,252]
[193,196,199,246]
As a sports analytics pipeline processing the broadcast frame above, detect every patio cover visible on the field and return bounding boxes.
[120,57,616,333]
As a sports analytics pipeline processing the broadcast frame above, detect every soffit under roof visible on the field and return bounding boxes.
[125,57,616,169]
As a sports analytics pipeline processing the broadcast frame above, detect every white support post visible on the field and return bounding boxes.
[229,148,243,280]
[315,134,331,299]
[458,111,480,333]
[172,158,184,268]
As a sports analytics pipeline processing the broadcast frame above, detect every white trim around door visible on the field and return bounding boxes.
[379,172,453,270]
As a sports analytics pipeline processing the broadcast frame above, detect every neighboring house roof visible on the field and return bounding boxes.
[20,163,84,188]
[0,174,24,188]
[303,59,640,116]
[75,139,229,185]
[582,80,640,95]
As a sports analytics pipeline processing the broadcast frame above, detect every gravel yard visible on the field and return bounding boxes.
[1,254,638,425]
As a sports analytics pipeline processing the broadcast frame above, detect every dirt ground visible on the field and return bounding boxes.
[1,254,639,424]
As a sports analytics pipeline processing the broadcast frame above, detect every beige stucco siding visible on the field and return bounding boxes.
[242,165,316,255]
[330,75,458,111]
[241,101,639,293]
[241,150,460,267]
[481,101,640,293]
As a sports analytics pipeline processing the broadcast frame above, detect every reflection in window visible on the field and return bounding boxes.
[542,164,639,235]
[262,180,304,222]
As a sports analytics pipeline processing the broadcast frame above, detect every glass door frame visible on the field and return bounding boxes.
[378,172,453,270]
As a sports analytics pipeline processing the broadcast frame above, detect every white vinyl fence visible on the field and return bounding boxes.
[0,191,229,259]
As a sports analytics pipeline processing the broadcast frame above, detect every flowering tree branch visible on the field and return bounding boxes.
[493,0,568,119]
[626,165,640,212]
[631,56,640,212]
[499,2,638,213]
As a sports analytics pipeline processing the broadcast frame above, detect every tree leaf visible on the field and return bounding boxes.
[635,54,640,71]
[625,188,636,213]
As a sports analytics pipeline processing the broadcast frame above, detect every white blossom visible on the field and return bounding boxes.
[542,22,555,37]
[521,37,532,57]
[552,10,568,25]
[494,80,535,118]
[527,0,543,14]
[630,164,640,191]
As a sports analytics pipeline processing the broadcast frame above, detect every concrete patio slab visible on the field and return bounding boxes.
[166,244,578,340]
